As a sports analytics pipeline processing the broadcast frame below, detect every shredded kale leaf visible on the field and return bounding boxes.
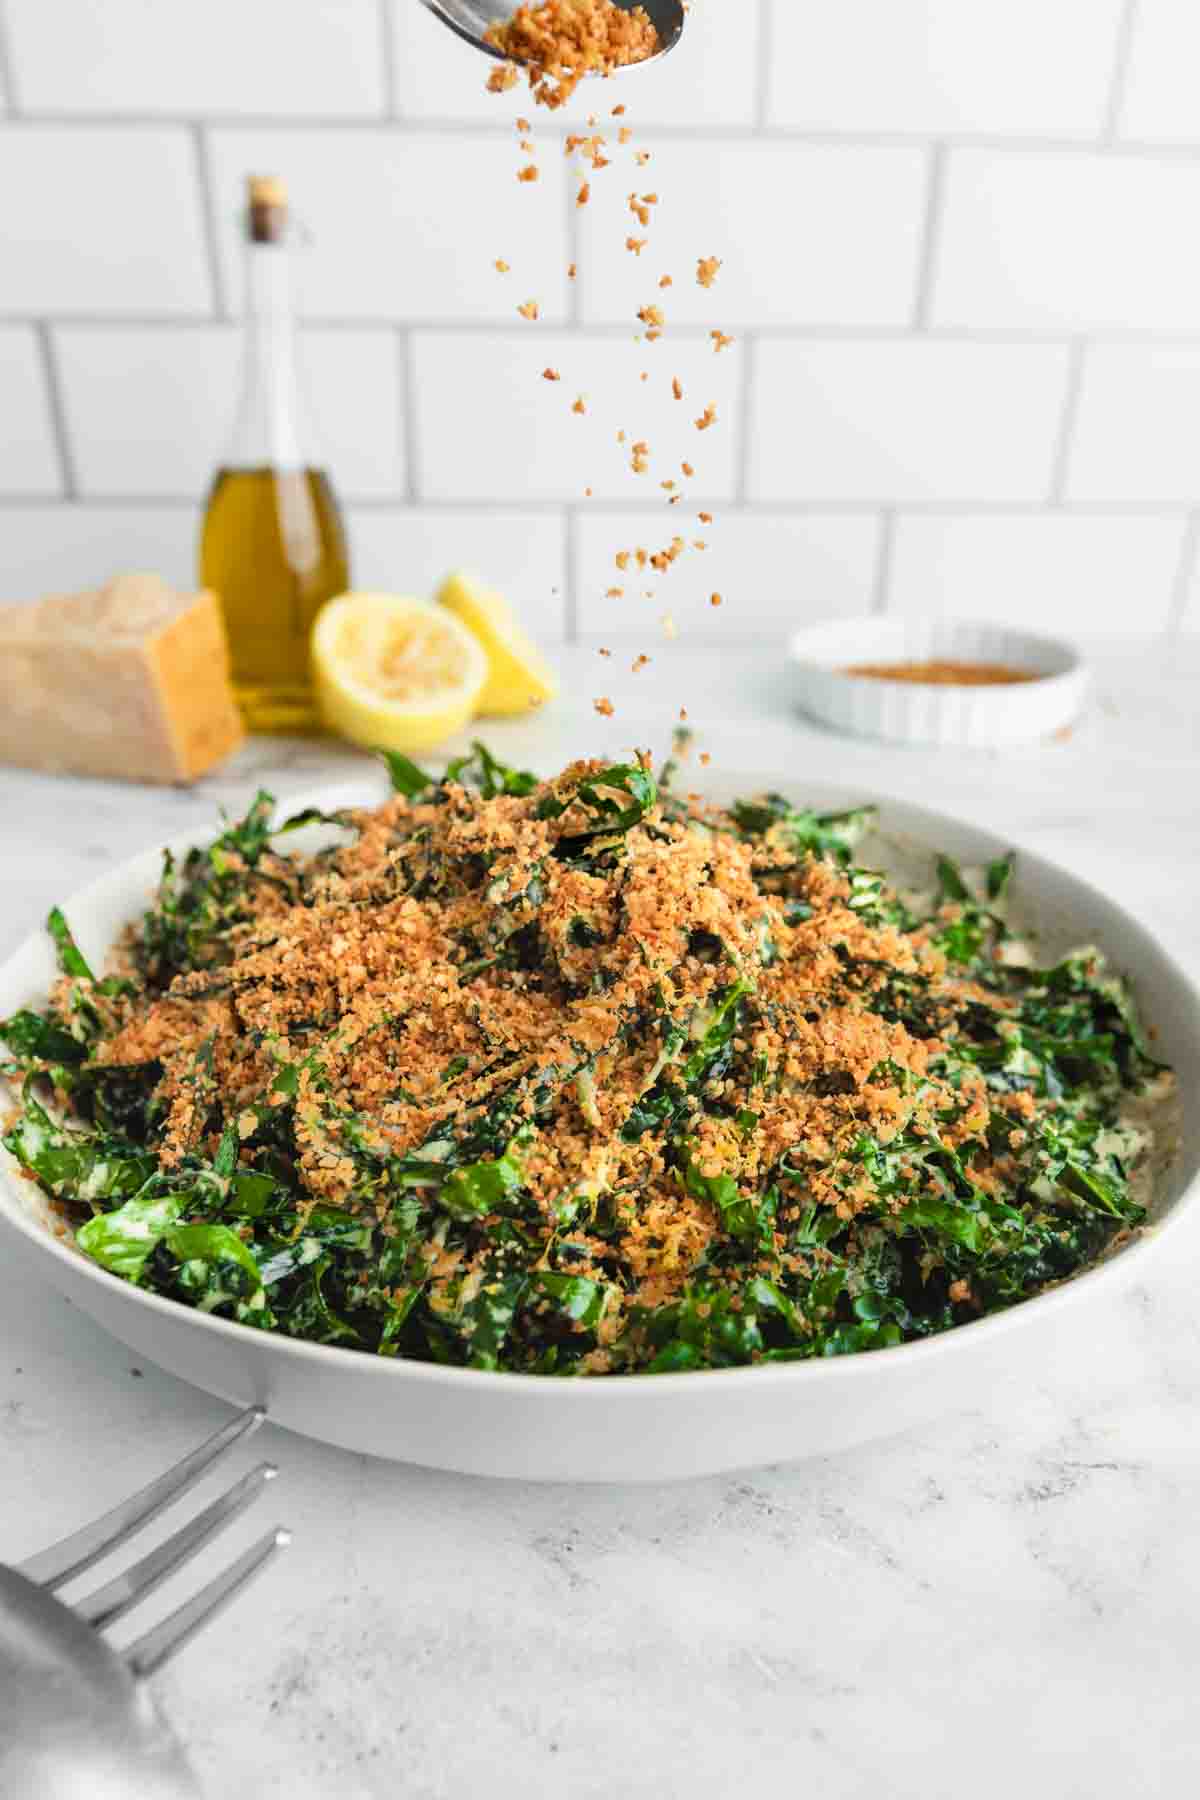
[0,759,1167,1377]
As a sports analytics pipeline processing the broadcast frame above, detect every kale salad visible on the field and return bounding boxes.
[0,745,1171,1376]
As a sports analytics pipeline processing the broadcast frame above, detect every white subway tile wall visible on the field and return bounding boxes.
[54,326,407,499]
[0,0,1197,637]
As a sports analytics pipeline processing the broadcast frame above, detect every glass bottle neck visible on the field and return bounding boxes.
[227,240,306,471]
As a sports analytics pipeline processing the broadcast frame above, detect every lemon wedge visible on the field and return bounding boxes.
[437,571,558,717]
[312,592,487,753]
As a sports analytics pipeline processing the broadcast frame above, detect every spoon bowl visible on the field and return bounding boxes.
[419,0,685,68]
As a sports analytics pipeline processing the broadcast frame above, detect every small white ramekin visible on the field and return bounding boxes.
[788,617,1088,748]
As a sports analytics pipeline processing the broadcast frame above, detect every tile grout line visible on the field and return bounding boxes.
[752,0,774,130]
[21,316,1199,349]
[399,328,420,503]
[34,323,79,501]
[1102,0,1141,144]
[9,112,1200,160]
[911,143,947,331]
[377,0,398,118]
[0,0,16,112]
[191,123,229,320]
[0,494,1195,520]
[1166,510,1200,635]
[870,509,896,614]
[1048,340,1088,505]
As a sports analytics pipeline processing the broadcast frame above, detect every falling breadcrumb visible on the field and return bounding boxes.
[543,368,561,381]
[696,405,717,431]
[672,377,683,400]
[573,396,586,414]
[662,614,678,639]
[593,696,615,717]
[606,586,624,597]
[638,304,665,328]
[578,182,591,206]
[494,259,511,273]
[487,63,520,92]
[710,593,723,607]
[518,300,540,320]
[681,461,694,477]
[518,165,539,183]
[699,511,713,523]
[632,655,650,672]
[626,236,647,255]
[697,256,722,288]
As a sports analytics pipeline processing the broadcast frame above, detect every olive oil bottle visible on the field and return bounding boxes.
[199,176,349,733]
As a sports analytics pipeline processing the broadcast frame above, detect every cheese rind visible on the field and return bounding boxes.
[0,572,245,784]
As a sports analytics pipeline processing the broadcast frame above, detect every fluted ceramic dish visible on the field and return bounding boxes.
[789,618,1088,747]
[1,775,1196,1483]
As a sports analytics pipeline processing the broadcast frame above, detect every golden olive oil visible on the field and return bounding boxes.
[200,465,348,734]
[200,176,350,735]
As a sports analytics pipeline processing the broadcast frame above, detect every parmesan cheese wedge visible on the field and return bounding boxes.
[0,572,245,784]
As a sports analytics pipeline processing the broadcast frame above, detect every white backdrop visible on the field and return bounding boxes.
[3,0,1200,640]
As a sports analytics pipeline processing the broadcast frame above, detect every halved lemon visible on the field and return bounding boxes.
[312,592,488,753]
[437,571,558,718]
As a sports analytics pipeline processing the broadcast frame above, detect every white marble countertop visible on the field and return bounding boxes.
[2,638,1199,1799]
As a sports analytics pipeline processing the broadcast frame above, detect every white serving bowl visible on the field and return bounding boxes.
[2,775,1197,1483]
[789,617,1088,747]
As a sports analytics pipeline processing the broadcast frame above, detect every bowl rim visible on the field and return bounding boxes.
[787,616,1085,689]
[1,771,1196,1403]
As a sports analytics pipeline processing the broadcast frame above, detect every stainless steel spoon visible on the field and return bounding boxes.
[418,0,685,68]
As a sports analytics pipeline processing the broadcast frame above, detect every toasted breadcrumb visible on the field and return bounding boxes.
[578,181,591,206]
[568,262,578,278]
[711,329,734,352]
[632,654,650,672]
[681,461,694,477]
[628,193,651,227]
[593,695,615,716]
[518,165,539,182]
[710,592,723,607]
[662,613,678,638]
[626,236,648,255]
[494,259,511,273]
[672,377,683,400]
[543,367,561,381]
[638,304,665,328]
[573,396,587,414]
[697,256,722,288]
[485,1,659,110]
[659,274,673,289]
[699,511,713,523]
[517,300,540,320]
[488,63,520,92]
[696,405,717,431]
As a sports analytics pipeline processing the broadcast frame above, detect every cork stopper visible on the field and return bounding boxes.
[247,175,288,244]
